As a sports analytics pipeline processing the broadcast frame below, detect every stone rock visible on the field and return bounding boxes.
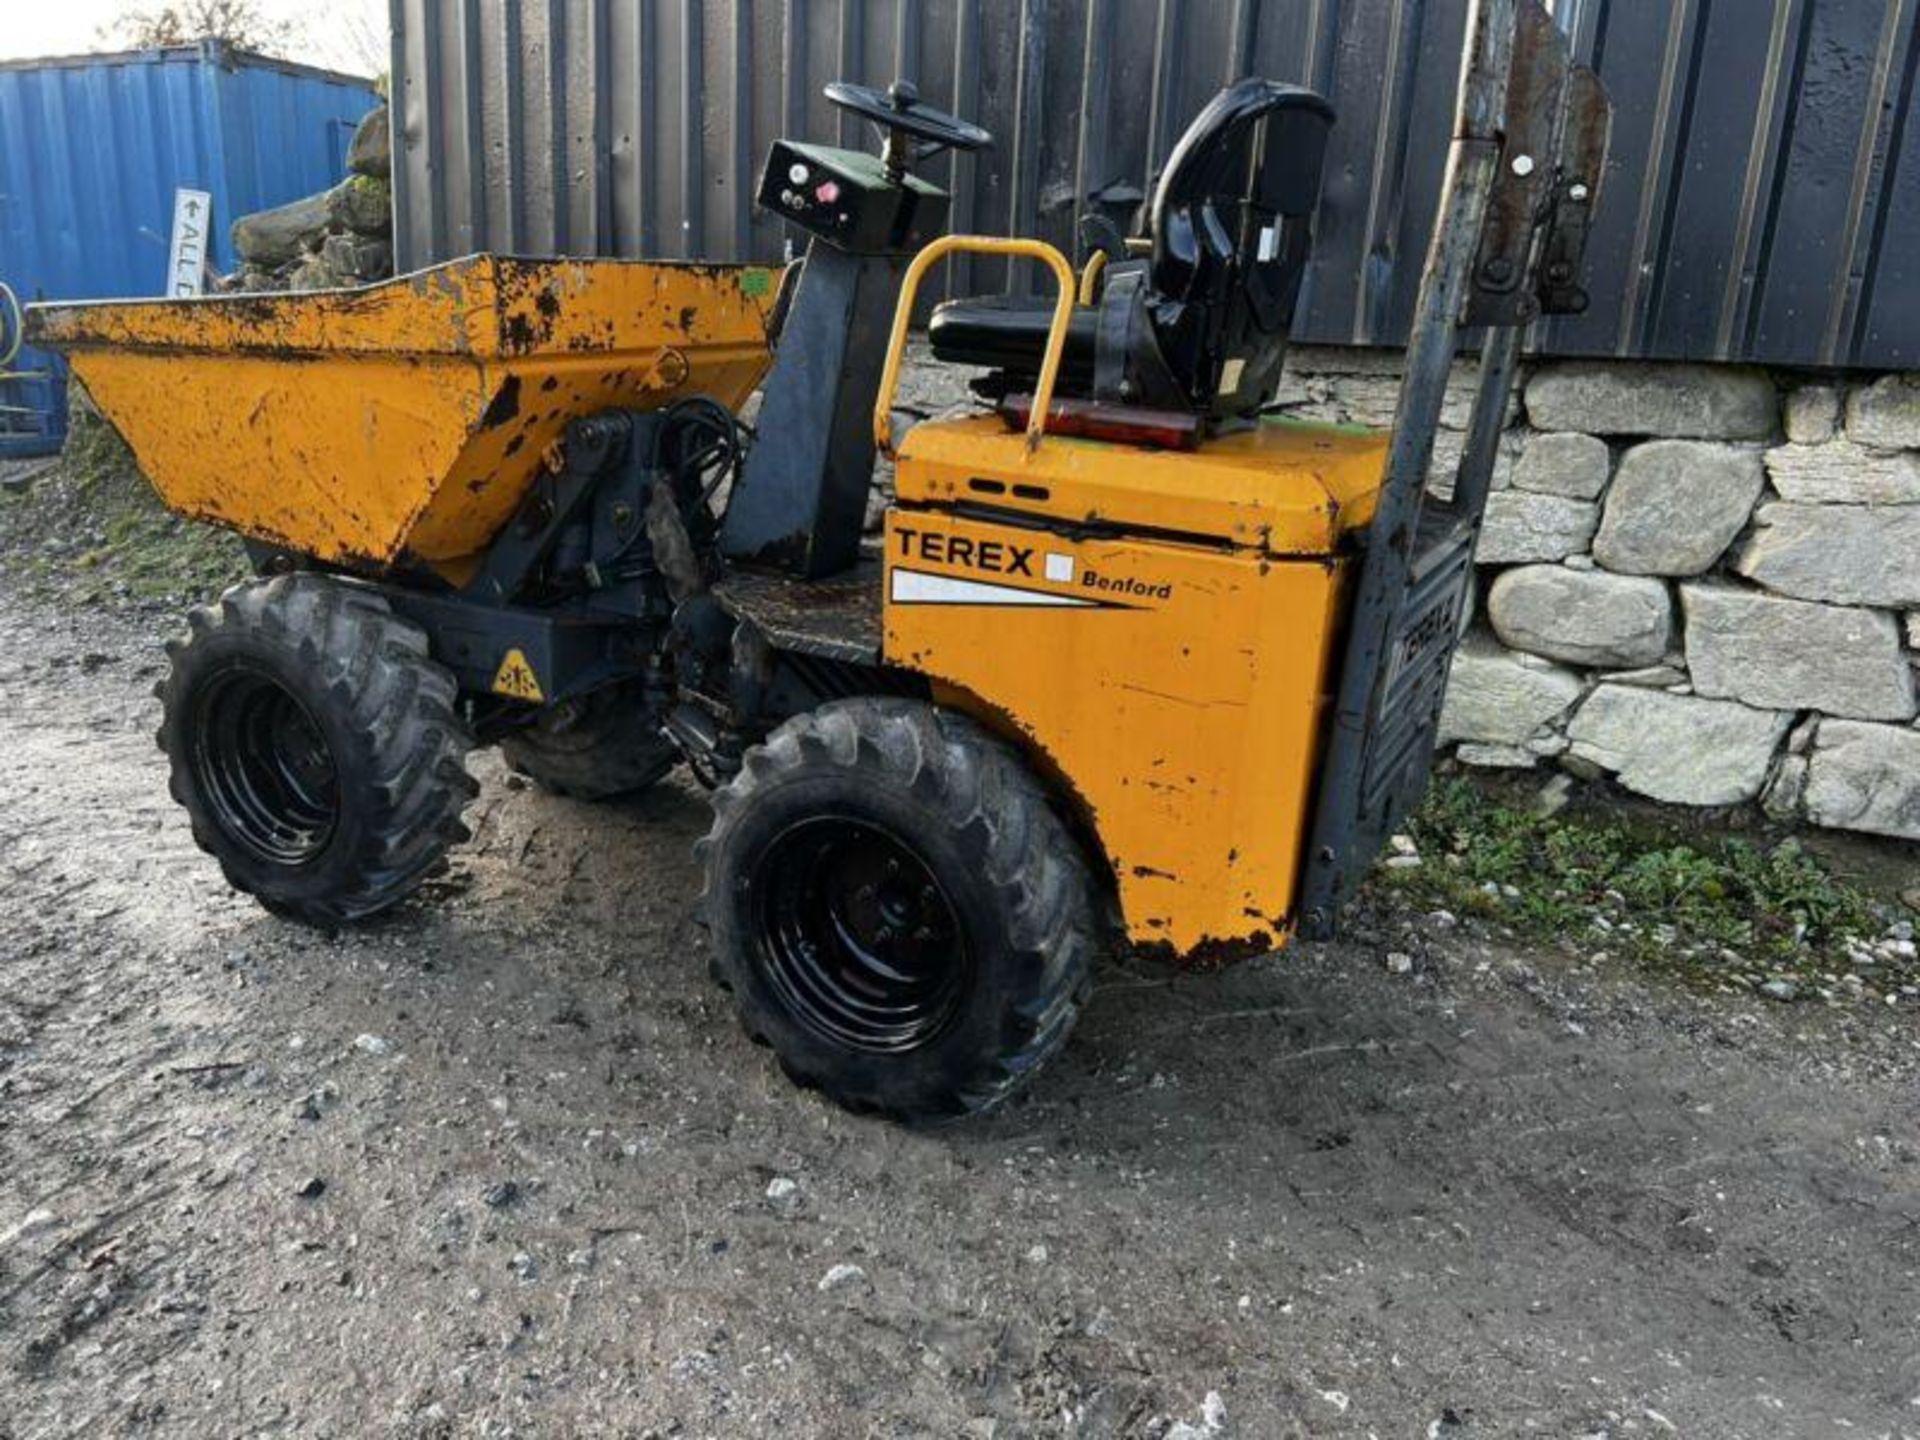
[1532,772,1577,817]
[1784,385,1841,445]
[231,190,331,267]
[1526,363,1778,441]
[1762,753,1809,822]
[1455,742,1537,769]
[765,1177,803,1216]
[1592,441,1765,576]
[1804,720,1920,840]
[1439,636,1584,746]
[1763,440,1920,505]
[1844,374,1920,449]
[1735,503,1920,610]
[1488,565,1671,668]
[1426,429,1520,502]
[287,250,354,293]
[818,1262,868,1292]
[320,231,394,284]
[1908,613,1919,650]
[1682,584,1917,722]
[1281,345,1505,432]
[482,1181,520,1209]
[1558,752,1607,782]
[1567,686,1792,806]
[326,175,393,237]
[1605,663,1688,689]
[1511,431,1611,499]
[231,265,284,293]
[1477,491,1600,565]
[346,105,391,180]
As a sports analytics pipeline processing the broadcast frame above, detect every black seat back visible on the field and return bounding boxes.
[1146,80,1336,421]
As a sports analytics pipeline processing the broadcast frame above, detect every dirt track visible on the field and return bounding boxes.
[1,585,1917,1439]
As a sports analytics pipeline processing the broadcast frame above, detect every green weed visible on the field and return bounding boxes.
[1382,775,1903,994]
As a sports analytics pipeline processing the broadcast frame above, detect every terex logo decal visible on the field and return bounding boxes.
[890,525,1172,608]
[893,526,1036,578]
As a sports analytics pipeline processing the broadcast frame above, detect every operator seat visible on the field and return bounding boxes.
[927,80,1335,425]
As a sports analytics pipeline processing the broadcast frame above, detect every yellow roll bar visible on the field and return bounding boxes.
[873,235,1078,457]
[1077,250,1109,306]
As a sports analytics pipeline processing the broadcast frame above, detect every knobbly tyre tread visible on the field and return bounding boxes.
[499,681,680,801]
[156,574,478,927]
[698,697,1101,1123]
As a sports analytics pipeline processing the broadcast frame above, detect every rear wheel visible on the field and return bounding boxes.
[699,698,1101,1123]
[500,681,679,801]
[157,575,477,926]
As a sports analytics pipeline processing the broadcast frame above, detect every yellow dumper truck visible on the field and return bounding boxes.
[30,0,1610,1120]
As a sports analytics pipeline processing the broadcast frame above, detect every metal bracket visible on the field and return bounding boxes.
[1537,65,1612,317]
[1464,1,1571,328]
[464,413,629,606]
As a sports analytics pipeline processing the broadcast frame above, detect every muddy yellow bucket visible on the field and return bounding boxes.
[28,255,781,570]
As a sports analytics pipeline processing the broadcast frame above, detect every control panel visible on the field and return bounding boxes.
[757,141,950,254]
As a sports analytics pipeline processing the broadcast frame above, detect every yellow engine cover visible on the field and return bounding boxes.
[885,413,1389,963]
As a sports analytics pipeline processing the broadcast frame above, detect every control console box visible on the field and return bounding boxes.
[758,141,949,254]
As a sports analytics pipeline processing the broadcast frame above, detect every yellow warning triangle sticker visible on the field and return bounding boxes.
[491,648,545,702]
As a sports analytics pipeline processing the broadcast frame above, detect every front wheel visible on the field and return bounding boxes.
[156,575,478,926]
[699,698,1102,1123]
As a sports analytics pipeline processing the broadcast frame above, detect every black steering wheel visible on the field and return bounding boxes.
[824,80,992,169]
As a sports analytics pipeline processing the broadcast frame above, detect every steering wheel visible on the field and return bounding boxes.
[824,80,992,166]
[0,282,22,371]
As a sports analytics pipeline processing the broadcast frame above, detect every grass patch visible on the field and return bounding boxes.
[0,397,246,606]
[1381,775,1915,1003]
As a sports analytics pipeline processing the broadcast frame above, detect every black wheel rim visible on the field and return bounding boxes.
[749,817,971,1054]
[188,664,340,867]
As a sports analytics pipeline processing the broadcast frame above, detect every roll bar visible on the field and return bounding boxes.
[873,236,1078,457]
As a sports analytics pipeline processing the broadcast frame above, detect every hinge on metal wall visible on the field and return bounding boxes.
[1536,65,1612,318]
[1464,1,1570,328]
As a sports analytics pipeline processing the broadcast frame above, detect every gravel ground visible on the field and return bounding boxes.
[1,589,1918,1437]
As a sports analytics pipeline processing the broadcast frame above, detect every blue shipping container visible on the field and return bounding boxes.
[0,42,379,455]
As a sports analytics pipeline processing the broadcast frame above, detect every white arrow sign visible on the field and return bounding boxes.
[167,188,214,297]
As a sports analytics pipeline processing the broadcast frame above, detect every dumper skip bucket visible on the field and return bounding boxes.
[28,255,781,571]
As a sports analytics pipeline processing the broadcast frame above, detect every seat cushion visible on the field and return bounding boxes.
[926,295,1098,385]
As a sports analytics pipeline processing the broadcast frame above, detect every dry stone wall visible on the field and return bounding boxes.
[1275,347,1920,842]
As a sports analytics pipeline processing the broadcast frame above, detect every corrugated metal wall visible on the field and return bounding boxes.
[0,43,380,451]
[392,0,1920,371]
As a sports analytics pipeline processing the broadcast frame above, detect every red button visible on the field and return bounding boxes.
[815,180,842,205]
